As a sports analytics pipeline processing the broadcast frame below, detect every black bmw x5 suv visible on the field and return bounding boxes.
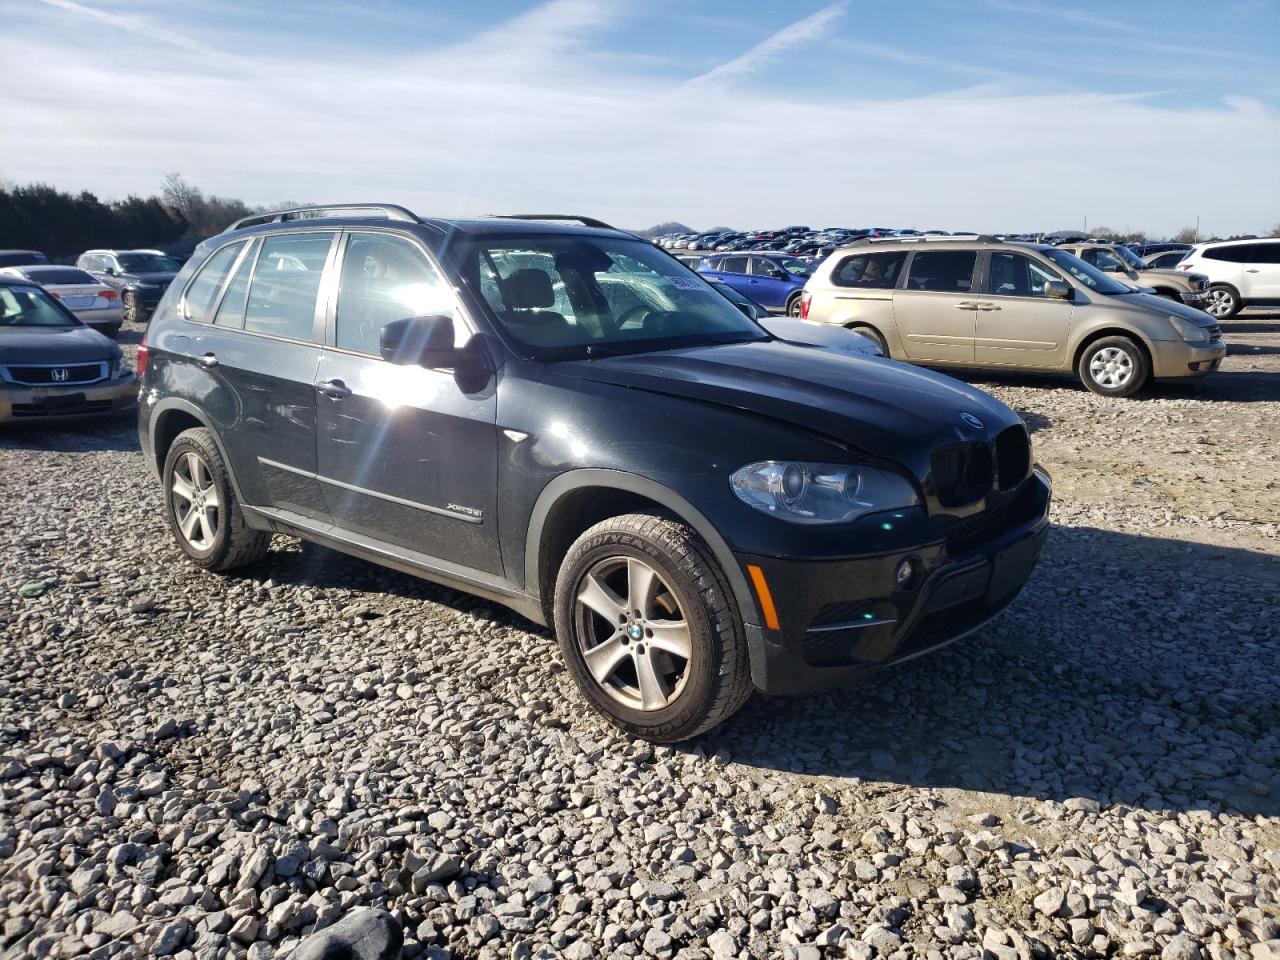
[139,205,1051,741]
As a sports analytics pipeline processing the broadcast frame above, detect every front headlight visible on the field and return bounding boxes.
[730,461,919,525]
[1168,315,1209,343]
[111,358,132,379]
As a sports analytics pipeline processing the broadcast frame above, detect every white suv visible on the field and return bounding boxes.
[1177,238,1280,318]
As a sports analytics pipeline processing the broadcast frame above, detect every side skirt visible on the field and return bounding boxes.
[241,504,546,625]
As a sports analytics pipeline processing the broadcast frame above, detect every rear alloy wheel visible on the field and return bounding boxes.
[554,513,753,742]
[1203,285,1240,319]
[850,324,888,356]
[163,427,269,571]
[1078,336,1149,398]
[786,293,803,317]
[122,291,140,324]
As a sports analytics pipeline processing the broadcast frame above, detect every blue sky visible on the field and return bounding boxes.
[2,0,1277,236]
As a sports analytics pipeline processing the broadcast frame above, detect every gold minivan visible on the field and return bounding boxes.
[799,237,1225,397]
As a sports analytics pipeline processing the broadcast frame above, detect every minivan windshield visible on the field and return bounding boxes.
[117,253,182,273]
[448,235,768,359]
[0,285,78,327]
[1040,248,1131,294]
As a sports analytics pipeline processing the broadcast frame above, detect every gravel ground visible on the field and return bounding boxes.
[2,313,1278,960]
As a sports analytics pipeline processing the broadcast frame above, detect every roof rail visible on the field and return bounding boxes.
[490,214,618,230]
[223,203,421,233]
[848,233,1002,246]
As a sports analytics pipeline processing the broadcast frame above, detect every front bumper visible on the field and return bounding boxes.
[126,287,166,312]
[0,376,137,423]
[741,470,1052,695]
[1150,340,1226,379]
[1179,290,1209,307]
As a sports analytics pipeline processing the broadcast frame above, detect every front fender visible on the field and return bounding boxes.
[524,468,761,630]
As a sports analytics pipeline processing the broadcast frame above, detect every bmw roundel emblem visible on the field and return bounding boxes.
[960,412,984,430]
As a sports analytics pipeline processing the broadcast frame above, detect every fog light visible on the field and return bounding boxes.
[895,558,915,589]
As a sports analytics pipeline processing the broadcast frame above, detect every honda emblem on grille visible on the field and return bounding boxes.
[51,368,70,382]
[960,412,984,430]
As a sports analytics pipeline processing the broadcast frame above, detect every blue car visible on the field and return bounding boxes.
[696,252,814,315]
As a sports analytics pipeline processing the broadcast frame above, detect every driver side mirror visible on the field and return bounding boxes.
[103,266,117,276]
[1044,280,1071,300]
[380,315,457,368]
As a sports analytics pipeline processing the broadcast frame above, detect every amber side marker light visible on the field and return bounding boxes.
[746,564,781,631]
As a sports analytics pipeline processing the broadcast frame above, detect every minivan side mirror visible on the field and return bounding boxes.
[380,315,457,367]
[1044,280,1071,300]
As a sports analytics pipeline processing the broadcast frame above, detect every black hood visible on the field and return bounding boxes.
[554,339,1022,484]
[0,325,120,364]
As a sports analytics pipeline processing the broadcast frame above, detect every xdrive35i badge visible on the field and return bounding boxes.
[960,412,984,430]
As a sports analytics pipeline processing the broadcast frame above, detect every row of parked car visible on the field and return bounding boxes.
[674,233,1278,322]
[0,247,185,336]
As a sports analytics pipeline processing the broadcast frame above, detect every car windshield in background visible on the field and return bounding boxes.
[448,235,766,359]
[778,257,813,277]
[117,253,182,273]
[0,252,48,267]
[0,286,77,326]
[1040,248,1131,294]
[1115,246,1149,270]
[21,267,98,285]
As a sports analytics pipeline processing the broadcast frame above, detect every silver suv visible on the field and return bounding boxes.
[800,236,1225,397]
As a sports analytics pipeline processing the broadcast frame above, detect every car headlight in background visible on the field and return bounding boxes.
[1168,315,1209,343]
[730,461,919,524]
[111,358,132,379]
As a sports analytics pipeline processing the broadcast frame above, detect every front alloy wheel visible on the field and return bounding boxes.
[1203,285,1239,319]
[574,556,692,712]
[553,513,753,741]
[122,291,140,324]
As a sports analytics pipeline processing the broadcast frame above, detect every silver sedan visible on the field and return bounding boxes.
[0,265,123,337]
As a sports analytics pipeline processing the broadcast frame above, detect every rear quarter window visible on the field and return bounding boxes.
[830,250,907,289]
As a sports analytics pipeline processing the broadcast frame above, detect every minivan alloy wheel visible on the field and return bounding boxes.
[1088,347,1134,389]
[574,556,692,712]
[171,451,221,549]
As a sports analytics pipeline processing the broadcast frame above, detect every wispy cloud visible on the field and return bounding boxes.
[2,0,1277,237]
[35,0,214,55]
[686,3,846,86]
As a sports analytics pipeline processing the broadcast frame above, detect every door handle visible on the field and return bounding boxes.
[1245,268,1260,273]
[977,302,1002,311]
[198,352,218,368]
[954,301,980,310]
[316,379,352,400]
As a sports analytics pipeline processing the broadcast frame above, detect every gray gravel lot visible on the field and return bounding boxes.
[2,313,1278,960]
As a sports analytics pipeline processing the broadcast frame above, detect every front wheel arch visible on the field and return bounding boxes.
[526,470,759,634]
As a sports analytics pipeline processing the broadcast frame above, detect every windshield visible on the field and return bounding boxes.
[447,235,767,359]
[1114,246,1148,270]
[0,285,78,327]
[777,256,813,277]
[117,253,181,273]
[1040,248,1131,294]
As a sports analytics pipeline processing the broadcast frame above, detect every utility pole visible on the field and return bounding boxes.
[1195,215,1200,242]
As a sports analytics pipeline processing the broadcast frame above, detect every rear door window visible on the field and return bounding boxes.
[243,232,335,342]
[831,251,907,288]
[719,256,748,275]
[182,241,247,323]
[904,251,976,292]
